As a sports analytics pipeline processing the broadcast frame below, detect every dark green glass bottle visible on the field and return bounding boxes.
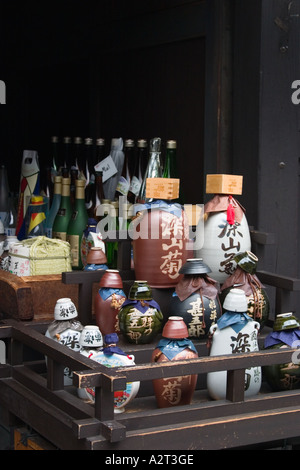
[52,177,72,241]
[163,140,184,204]
[67,179,88,269]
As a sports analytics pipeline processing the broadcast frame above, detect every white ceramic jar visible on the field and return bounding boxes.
[207,288,261,400]
[45,298,83,386]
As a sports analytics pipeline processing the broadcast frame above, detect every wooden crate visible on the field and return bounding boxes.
[206,174,243,195]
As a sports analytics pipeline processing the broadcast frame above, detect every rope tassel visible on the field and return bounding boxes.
[227,195,235,225]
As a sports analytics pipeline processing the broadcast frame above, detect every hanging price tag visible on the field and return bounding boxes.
[94,156,118,183]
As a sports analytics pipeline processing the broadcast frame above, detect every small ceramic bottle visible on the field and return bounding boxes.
[168,258,222,338]
[118,280,163,344]
[94,269,126,335]
[45,297,84,385]
[220,251,270,329]
[207,288,261,400]
[151,316,198,408]
[84,333,140,413]
[84,246,108,271]
[264,313,300,391]
[77,325,103,401]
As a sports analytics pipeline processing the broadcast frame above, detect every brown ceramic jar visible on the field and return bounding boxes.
[151,316,198,408]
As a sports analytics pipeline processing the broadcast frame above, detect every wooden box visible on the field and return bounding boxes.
[206,174,243,195]
[146,177,179,200]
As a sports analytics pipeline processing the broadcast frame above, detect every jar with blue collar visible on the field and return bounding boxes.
[207,287,261,400]
[151,316,198,408]
[94,269,126,336]
[118,280,163,344]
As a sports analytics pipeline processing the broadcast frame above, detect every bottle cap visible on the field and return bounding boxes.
[125,139,134,147]
[166,140,177,149]
[137,139,147,148]
[63,136,71,144]
[96,138,105,145]
[74,137,82,144]
[51,136,59,143]
[85,137,93,145]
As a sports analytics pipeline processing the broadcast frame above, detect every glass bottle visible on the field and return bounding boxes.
[67,179,88,270]
[62,136,71,173]
[127,139,147,204]
[162,139,183,204]
[96,138,105,164]
[137,137,162,204]
[115,139,134,200]
[25,195,47,238]
[51,136,59,173]
[52,177,72,241]
[0,165,10,229]
[73,136,83,174]
[84,137,95,211]
[92,170,105,220]
[45,175,62,238]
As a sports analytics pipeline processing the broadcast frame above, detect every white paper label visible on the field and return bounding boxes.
[94,156,118,183]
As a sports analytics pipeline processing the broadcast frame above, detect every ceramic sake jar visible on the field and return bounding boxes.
[263,313,300,391]
[168,258,222,338]
[84,246,108,271]
[207,288,261,400]
[220,251,270,329]
[94,269,126,335]
[81,333,140,413]
[77,325,104,401]
[132,201,191,288]
[45,297,84,386]
[118,280,163,344]
[151,316,198,408]
[195,194,251,284]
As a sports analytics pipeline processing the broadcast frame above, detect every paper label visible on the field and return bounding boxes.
[94,156,118,183]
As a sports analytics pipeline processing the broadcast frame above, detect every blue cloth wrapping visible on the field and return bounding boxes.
[156,338,198,361]
[103,333,127,356]
[121,299,161,314]
[133,200,182,218]
[264,329,300,348]
[84,264,108,271]
[217,311,253,333]
[98,288,126,301]
[102,345,127,356]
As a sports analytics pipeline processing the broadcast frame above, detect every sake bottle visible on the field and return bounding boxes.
[162,139,183,204]
[96,138,105,163]
[52,177,72,241]
[115,139,134,200]
[67,179,88,269]
[137,137,162,203]
[26,195,47,238]
[45,175,62,238]
[127,138,147,204]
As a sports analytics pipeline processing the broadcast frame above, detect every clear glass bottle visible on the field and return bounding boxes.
[52,177,72,241]
[67,179,88,270]
[45,175,62,238]
[137,137,162,204]
[84,137,95,210]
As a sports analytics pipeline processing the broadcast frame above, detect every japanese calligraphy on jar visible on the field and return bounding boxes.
[132,203,191,288]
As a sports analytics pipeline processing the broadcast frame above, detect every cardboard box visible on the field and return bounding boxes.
[206,174,243,195]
